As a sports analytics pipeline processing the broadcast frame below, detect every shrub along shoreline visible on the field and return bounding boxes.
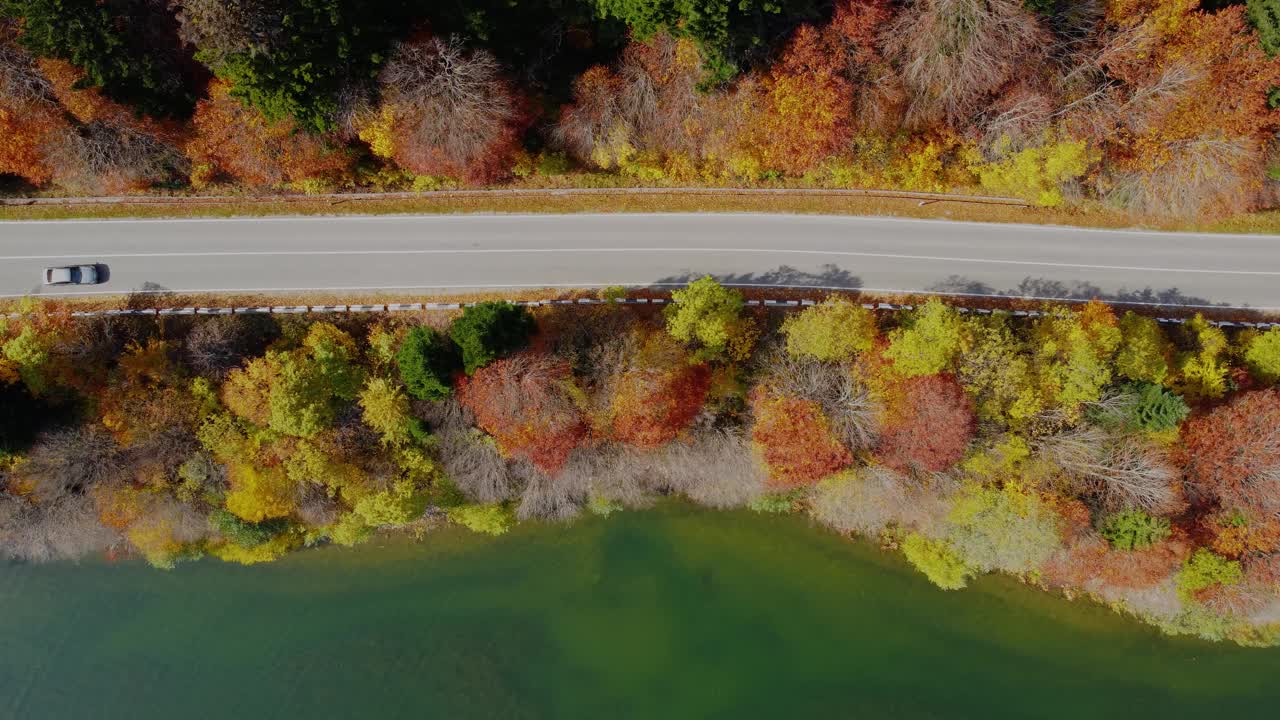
[4,279,1280,646]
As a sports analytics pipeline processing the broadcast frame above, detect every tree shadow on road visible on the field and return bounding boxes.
[125,282,176,309]
[654,264,862,289]
[927,275,1226,308]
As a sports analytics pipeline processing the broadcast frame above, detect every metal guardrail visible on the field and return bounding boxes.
[7,296,1278,329]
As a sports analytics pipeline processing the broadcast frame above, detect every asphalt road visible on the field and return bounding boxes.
[2,213,1278,308]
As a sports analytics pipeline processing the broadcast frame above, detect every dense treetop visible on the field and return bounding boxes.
[4,282,1280,646]
[3,0,1280,219]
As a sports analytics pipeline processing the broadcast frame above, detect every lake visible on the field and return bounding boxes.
[1,503,1277,719]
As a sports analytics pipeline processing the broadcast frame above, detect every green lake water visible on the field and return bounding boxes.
[2,504,1278,719]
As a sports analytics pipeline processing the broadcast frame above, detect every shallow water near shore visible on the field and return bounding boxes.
[2,503,1278,719]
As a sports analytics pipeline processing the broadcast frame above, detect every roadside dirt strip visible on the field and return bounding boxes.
[0,186,1030,208]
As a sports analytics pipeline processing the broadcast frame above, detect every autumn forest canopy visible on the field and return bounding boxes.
[3,0,1280,216]
[5,284,1280,647]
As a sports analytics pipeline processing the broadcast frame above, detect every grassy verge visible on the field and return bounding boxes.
[0,188,1261,234]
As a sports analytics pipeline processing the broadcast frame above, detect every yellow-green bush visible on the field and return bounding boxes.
[972,135,1094,206]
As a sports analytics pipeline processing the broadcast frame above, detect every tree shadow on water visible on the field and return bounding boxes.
[654,264,862,290]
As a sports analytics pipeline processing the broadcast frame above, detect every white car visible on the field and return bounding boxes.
[43,264,101,285]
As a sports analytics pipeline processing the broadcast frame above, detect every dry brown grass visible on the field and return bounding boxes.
[4,189,1276,233]
[0,189,1138,227]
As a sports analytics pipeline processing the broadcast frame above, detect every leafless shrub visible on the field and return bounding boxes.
[882,0,1048,127]
[438,428,521,504]
[52,316,137,369]
[811,466,908,538]
[134,494,213,545]
[1055,78,1119,144]
[377,36,523,182]
[977,83,1056,155]
[1203,555,1280,621]
[761,348,880,451]
[618,32,706,159]
[1245,598,1280,627]
[1038,427,1184,515]
[516,462,587,522]
[171,0,282,66]
[416,397,525,504]
[1116,62,1203,135]
[811,466,957,538]
[547,435,768,512]
[295,484,340,527]
[1101,577,1184,622]
[330,407,386,465]
[414,396,472,433]
[542,306,641,384]
[0,20,56,107]
[555,31,722,166]
[44,121,189,195]
[554,67,624,165]
[643,431,766,509]
[0,492,119,563]
[127,428,200,478]
[183,314,274,378]
[1045,0,1105,62]
[1203,576,1276,620]
[559,446,657,509]
[1104,136,1260,218]
[20,428,124,503]
[854,68,910,133]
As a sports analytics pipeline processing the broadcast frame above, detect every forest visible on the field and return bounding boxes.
[4,282,1280,647]
[3,0,1280,218]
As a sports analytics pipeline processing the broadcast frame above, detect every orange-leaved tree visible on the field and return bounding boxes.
[186,80,351,191]
[750,389,854,488]
[0,28,65,185]
[1094,0,1280,215]
[749,25,854,175]
[609,332,712,448]
[0,101,61,186]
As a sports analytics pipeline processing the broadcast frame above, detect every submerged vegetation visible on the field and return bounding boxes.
[3,281,1280,646]
[3,1,1280,222]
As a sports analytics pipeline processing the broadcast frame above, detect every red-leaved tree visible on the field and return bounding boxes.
[876,374,975,473]
[457,353,588,475]
[1044,534,1188,592]
[1180,389,1280,519]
